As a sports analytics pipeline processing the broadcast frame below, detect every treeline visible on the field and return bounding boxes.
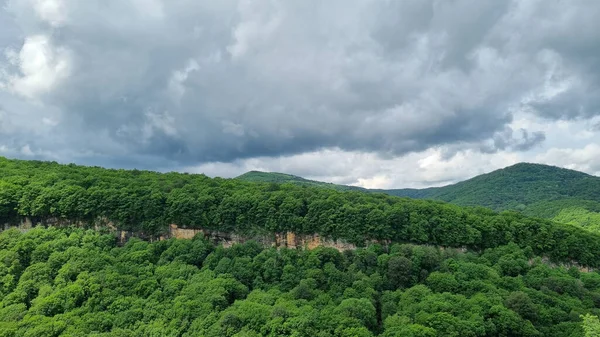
[1,227,599,336]
[1,157,600,267]
[388,163,600,216]
[237,171,367,192]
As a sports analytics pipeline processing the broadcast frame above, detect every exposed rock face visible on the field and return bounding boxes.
[169,224,203,239]
[2,219,597,272]
[167,224,357,252]
[3,214,362,251]
[281,232,356,251]
[2,219,359,251]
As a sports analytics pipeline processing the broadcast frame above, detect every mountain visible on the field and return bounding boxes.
[3,156,600,335]
[237,163,600,229]
[387,163,600,212]
[236,171,367,192]
[1,156,600,266]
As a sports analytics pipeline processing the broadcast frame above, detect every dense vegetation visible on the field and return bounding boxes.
[2,157,600,267]
[2,227,600,336]
[236,171,366,192]
[240,163,600,232]
[388,163,600,212]
[553,208,600,233]
[386,164,600,233]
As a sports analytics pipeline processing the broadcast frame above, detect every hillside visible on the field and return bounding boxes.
[3,227,598,336]
[237,171,366,192]
[386,163,600,211]
[2,157,600,335]
[386,163,600,231]
[239,163,600,230]
[0,156,600,266]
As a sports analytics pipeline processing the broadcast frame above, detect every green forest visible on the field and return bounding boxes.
[3,157,600,335]
[1,157,600,266]
[239,163,600,233]
[236,171,366,192]
[1,227,600,336]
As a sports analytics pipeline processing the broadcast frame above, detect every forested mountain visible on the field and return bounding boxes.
[239,163,600,232]
[386,163,600,213]
[2,157,600,335]
[237,171,366,192]
[1,157,600,266]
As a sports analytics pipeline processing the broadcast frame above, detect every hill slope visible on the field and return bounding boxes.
[238,163,600,228]
[0,227,596,336]
[237,171,366,192]
[1,156,600,267]
[388,163,600,211]
[3,157,600,335]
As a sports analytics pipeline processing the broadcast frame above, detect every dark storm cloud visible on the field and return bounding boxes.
[1,0,599,167]
[484,127,546,153]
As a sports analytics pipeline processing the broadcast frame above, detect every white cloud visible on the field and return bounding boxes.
[185,147,523,189]
[168,59,199,102]
[144,110,177,137]
[1,0,600,184]
[187,140,600,190]
[4,35,71,98]
[356,175,392,189]
[20,144,34,156]
[227,0,284,59]
[41,117,58,126]
[131,0,164,19]
[33,0,67,27]
[536,144,600,176]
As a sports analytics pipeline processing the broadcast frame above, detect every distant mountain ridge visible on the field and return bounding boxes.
[237,163,600,229]
[385,163,600,209]
[236,170,367,192]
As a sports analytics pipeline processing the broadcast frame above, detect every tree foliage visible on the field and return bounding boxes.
[1,157,600,268]
[0,228,598,336]
[240,163,600,234]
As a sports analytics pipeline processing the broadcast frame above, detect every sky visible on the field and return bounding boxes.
[1,0,600,189]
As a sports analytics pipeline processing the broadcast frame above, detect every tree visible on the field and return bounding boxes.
[335,298,377,331]
[426,272,459,293]
[582,314,600,337]
[505,291,538,322]
[387,256,413,289]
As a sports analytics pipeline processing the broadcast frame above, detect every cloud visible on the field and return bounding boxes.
[184,146,523,189]
[0,0,599,184]
[32,0,67,27]
[536,144,600,176]
[4,34,71,98]
[185,113,600,189]
[481,127,546,153]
